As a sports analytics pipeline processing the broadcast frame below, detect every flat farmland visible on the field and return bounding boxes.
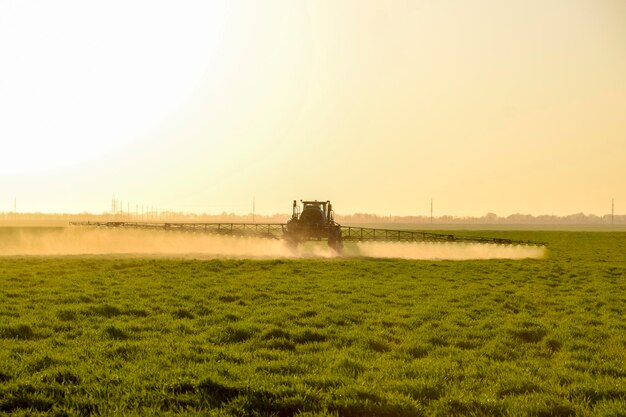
[1,231,625,416]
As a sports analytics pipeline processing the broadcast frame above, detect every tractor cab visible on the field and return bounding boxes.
[299,201,328,226]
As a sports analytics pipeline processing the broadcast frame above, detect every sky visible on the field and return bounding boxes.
[1,0,625,217]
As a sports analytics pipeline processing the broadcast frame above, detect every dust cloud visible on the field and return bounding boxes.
[349,241,545,260]
[0,227,545,260]
[0,228,298,258]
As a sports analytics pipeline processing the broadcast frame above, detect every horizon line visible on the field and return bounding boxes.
[0,211,623,219]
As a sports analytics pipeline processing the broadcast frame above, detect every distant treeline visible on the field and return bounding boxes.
[0,211,624,225]
[336,212,624,225]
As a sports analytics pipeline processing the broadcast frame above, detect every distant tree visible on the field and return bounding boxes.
[485,212,498,223]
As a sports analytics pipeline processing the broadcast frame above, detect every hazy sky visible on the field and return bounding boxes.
[1,0,625,216]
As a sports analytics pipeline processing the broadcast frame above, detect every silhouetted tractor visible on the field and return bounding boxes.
[284,200,343,252]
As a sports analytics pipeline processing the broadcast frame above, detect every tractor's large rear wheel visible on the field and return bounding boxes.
[328,229,343,253]
[283,232,299,252]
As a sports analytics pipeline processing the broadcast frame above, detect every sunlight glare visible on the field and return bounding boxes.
[0,1,227,175]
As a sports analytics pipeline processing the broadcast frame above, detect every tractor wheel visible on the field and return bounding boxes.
[328,231,343,253]
[283,233,299,252]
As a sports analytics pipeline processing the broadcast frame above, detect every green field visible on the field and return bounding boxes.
[1,231,625,416]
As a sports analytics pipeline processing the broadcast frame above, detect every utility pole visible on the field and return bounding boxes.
[430,198,433,225]
[253,196,256,223]
[612,198,615,225]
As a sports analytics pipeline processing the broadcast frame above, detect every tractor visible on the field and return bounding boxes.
[284,200,343,252]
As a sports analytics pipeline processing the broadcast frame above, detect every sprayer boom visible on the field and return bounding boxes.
[71,200,545,252]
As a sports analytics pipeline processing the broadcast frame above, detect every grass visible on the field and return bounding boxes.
[0,230,625,415]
